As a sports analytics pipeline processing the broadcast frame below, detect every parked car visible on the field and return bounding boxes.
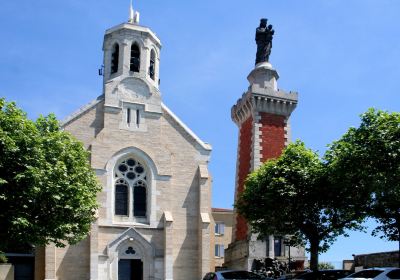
[339,267,400,279]
[292,269,352,280]
[203,270,267,280]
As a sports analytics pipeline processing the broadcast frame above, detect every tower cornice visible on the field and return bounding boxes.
[105,23,161,48]
[231,89,298,126]
[231,62,298,126]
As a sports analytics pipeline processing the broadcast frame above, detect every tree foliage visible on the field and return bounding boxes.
[318,262,334,270]
[0,99,101,251]
[236,141,366,271]
[327,109,400,243]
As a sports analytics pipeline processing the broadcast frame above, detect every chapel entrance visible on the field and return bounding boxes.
[118,259,143,280]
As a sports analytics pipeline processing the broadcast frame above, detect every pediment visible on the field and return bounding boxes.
[107,227,155,257]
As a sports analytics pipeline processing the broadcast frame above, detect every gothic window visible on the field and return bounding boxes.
[130,43,140,72]
[115,157,148,218]
[115,180,128,215]
[149,49,155,80]
[134,181,146,217]
[111,43,119,74]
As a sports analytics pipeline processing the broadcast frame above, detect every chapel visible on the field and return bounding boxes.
[34,6,213,280]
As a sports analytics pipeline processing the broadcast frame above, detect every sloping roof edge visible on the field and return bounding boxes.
[60,95,104,127]
[161,103,212,151]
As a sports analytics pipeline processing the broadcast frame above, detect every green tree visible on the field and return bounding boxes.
[236,141,365,271]
[327,109,400,266]
[318,262,335,270]
[0,99,101,252]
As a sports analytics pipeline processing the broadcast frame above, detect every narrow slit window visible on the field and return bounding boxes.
[111,43,119,74]
[136,109,140,126]
[127,108,131,124]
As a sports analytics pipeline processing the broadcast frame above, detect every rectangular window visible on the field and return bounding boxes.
[215,244,224,257]
[215,222,225,235]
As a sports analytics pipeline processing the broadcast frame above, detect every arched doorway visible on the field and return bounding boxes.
[107,228,156,280]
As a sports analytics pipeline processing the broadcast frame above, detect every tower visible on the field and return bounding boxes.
[224,19,305,270]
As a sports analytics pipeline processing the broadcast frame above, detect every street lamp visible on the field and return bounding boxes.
[283,238,292,272]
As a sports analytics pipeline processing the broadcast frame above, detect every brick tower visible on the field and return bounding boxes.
[224,19,305,270]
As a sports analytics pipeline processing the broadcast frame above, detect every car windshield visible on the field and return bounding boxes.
[346,269,384,278]
[221,271,264,279]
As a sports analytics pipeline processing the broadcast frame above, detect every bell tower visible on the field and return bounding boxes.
[100,3,163,133]
[224,19,305,270]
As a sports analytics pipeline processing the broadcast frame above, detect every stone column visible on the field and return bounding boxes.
[44,244,56,280]
[90,221,99,280]
[198,165,211,279]
[164,212,174,280]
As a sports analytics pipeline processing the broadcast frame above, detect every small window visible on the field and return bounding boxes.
[130,44,140,72]
[111,43,119,74]
[115,182,128,215]
[215,222,225,235]
[127,108,131,124]
[136,109,140,126]
[149,49,155,80]
[215,244,224,257]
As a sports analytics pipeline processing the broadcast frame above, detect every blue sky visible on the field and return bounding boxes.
[1,0,399,266]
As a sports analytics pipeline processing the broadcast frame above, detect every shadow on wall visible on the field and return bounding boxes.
[57,237,90,279]
[174,174,201,279]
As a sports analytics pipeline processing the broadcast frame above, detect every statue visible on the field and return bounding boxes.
[255,18,275,64]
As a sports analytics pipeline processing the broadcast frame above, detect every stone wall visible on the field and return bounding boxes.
[354,251,399,269]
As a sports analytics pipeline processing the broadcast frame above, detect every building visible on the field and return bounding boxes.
[211,208,234,271]
[224,19,306,271]
[34,7,213,280]
[352,251,399,270]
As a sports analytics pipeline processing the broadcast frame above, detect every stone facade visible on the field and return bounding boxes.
[211,208,234,271]
[224,61,305,270]
[36,19,213,280]
[353,251,399,269]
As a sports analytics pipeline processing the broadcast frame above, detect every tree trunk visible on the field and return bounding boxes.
[309,238,319,272]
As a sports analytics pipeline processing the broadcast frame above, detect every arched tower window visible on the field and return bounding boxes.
[115,157,148,218]
[130,43,140,73]
[111,43,119,74]
[149,49,156,80]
